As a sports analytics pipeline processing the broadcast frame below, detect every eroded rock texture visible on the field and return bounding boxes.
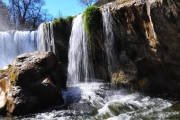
[106,0,180,93]
[0,51,66,115]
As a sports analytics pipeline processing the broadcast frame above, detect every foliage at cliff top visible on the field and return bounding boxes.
[83,6,102,42]
[53,16,73,29]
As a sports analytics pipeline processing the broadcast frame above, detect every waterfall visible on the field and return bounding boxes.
[14,31,38,55]
[0,22,56,69]
[0,31,38,69]
[37,22,56,54]
[102,8,118,76]
[67,14,94,84]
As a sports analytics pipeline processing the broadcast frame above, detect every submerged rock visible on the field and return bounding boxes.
[0,51,66,115]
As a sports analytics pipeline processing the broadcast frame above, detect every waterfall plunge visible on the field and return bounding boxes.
[0,31,38,69]
[0,22,55,69]
[37,22,56,54]
[67,14,94,84]
[102,8,118,76]
[68,9,118,83]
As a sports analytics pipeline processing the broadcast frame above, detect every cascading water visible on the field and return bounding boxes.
[67,14,94,84]
[15,82,180,120]
[1,3,180,120]
[14,31,38,55]
[0,22,56,69]
[19,10,179,120]
[102,8,119,76]
[0,31,38,69]
[37,22,56,54]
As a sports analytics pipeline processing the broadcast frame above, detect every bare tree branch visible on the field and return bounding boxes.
[8,0,52,29]
[77,0,97,7]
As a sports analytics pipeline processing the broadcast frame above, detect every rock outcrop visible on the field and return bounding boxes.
[53,17,73,64]
[102,0,180,93]
[50,0,180,94]
[0,51,66,115]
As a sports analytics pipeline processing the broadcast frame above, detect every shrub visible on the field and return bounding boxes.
[64,16,73,23]
[53,16,73,29]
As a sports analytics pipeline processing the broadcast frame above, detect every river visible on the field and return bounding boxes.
[10,81,180,120]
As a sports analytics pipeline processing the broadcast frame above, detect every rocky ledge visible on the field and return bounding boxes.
[0,51,67,115]
[99,0,180,93]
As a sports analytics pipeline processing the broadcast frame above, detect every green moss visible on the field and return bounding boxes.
[52,16,73,62]
[53,18,64,28]
[0,65,12,74]
[83,6,102,44]
[64,16,73,23]
[52,16,73,40]
[53,16,73,29]
[0,65,17,86]
[115,76,121,84]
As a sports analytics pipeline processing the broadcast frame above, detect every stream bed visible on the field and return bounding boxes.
[9,82,180,120]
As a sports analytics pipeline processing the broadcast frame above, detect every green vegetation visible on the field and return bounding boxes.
[64,16,74,23]
[52,16,73,62]
[0,65,12,74]
[83,6,104,60]
[52,15,73,40]
[0,65,17,85]
[53,18,63,28]
[83,6,102,44]
[53,16,73,29]
[52,16,73,39]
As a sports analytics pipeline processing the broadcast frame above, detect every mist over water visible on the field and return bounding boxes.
[67,14,94,84]
[0,31,38,69]
[0,13,11,31]
[0,22,55,69]
[13,82,180,120]
[0,1,180,119]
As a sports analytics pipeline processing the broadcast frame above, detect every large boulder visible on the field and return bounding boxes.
[0,51,66,115]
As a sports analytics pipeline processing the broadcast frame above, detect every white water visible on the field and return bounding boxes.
[37,22,56,54]
[102,8,118,76]
[0,3,179,120]
[67,14,94,84]
[18,82,180,120]
[0,22,56,69]
[0,31,38,69]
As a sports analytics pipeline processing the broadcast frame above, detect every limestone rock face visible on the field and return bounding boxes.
[100,0,180,93]
[0,51,66,115]
[11,51,59,86]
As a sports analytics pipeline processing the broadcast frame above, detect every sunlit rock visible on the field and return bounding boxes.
[0,51,66,115]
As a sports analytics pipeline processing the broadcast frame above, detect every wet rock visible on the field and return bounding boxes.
[0,72,8,80]
[0,51,66,115]
[103,0,180,93]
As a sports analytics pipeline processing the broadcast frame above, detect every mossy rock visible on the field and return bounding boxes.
[52,16,73,63]
[53,16,73,29]
[83,6,102,43]
[111,70,131,85]
[0,65,12,74]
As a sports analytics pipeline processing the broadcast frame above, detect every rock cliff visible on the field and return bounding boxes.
[103,0,180,93]
[51,0,180,93]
